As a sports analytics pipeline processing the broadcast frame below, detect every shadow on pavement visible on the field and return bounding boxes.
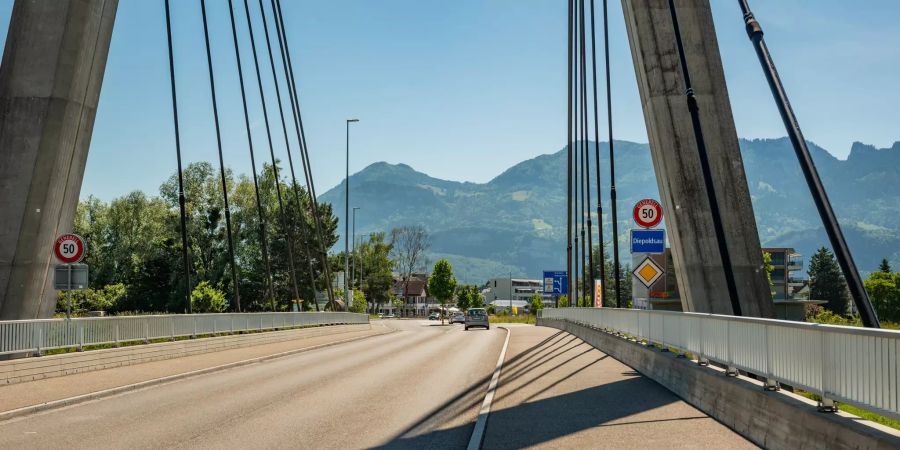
[370,329,680,449]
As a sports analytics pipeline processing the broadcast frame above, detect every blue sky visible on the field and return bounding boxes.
[1,1,898,201]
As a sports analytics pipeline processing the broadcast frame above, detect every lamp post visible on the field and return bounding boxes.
[351,206,360,290]
[345,118,359,311]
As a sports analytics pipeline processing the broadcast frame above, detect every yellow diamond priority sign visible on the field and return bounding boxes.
[633,257,663,288]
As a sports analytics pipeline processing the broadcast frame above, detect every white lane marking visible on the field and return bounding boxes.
[467,326,511,450]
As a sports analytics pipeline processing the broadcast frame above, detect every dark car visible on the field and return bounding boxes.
[465,308,489,330]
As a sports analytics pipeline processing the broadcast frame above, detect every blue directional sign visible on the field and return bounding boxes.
[543,270,568,295]
[630,229,666,254]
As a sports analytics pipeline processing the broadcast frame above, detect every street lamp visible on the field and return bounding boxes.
[345,119,359,311]
[351,206,361,291]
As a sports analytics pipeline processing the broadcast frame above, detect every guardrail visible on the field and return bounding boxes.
[0,312,368,356]
[540,307,900,422]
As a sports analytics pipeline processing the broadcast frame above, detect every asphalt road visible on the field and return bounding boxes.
[0,320,504,449]
[0,321,752,449]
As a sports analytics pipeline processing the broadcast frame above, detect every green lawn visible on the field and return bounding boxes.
[489,315,536,325]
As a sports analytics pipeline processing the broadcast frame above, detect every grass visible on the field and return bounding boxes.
[489,314,536,325]
[793,389,900,431]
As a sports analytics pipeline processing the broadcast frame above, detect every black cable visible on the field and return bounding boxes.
[270,0,339,310]
[199,0,242,310]
[737,0,879,327]
[580,0,592,306]
[239,0,303,312]
[573,0,581,306]
[242,0,319,312]
[667,0,742,316]
[566,0,574,307]
[164,0,193,314]
[589,0,605,305]
[226,0,275,312]
[603,0,621,308]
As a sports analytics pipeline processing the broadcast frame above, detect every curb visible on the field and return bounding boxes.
[0,326,397,423]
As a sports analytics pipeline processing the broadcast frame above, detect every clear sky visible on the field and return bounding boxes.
[1,1,898,201]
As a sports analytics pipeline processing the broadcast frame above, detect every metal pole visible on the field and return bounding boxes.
[345,119,358,311]
[603,0,621,308]
[66,264,72,320]
[509,272,512,315]
[737,0,879,327]
[352,206,360,289]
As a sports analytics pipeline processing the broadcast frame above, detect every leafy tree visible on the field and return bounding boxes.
[428,259,457,324]
[865,272,900,322]
[486,303,496,315]
[349,290,367,314]
[529,294,544,313]
[356,233,394,314]
[808,247,849,315]
[762,251,775,297]
[191,281,227,313]
[455,286,472,312]
[879,258,892,274]
[558,295,569,308]
[470,289,485,309]
[56,283,127,315]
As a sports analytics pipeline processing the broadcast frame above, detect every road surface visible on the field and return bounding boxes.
[0,320,752,449]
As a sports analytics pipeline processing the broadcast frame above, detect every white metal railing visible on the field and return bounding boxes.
[0,312,368,356]
[540,307,900,422]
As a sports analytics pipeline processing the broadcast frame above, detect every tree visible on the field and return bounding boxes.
[529,294,544,313]
[808,247,849,315]
[390,225,430,313]
[762,251,775,297]
[191,281,227,313]
[558,295,569,308]
[349,290,367,314]
[428,259,457,325]
[455,285,472,312]
[865,272,900,322]
[356,233,394,314]
[879,258,892,274]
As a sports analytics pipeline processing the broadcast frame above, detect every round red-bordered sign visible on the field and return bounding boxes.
[633,199,663,228]
[55,234,86,264]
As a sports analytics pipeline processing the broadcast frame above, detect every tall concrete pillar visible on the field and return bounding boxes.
[0,0,118,320]
[622,0,773,317]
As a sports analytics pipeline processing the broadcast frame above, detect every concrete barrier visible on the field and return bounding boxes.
[538,318,900,450]
[0,324,370,385]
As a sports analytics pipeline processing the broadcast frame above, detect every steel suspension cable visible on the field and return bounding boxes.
[242,0,320,312]
[667,0,742,316]
[603,0,621,308]
[580,0,593,306]
[737,0,879,327]
[589,0,605,304]
[199,0,242,310]
[566,0,574,306]
[238,0,303,311]
[163,0,193,314]
[270,0,339,310]
[573,0,581,306]
[226,0,276,312]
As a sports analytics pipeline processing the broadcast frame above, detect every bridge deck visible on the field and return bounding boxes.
[482,325,754,449]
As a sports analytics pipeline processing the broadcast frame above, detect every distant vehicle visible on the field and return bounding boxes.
[449,312,465,324]
[381,313,395,319]
[428,312,440,320]
[465,308,489,331]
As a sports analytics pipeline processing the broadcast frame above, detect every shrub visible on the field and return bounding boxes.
[191,281,227,313]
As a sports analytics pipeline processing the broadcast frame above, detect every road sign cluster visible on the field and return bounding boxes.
[630,199,667,309]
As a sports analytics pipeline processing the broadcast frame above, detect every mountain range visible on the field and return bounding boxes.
[319,138,900,285]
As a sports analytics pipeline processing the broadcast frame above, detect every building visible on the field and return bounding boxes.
[482,278,543,304]
[762,247,824,321]
[392,273,437,317]
[487,299,530,315]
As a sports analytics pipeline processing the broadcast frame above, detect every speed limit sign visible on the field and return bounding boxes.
[633,199,663,228]
[54,234,86,264]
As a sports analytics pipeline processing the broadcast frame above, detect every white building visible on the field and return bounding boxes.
[482,278,543,304]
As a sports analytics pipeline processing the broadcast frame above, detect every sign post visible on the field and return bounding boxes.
[54,234,87,320]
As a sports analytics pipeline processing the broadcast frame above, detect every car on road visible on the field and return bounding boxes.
[464,308,489,330]
[449,312,465,324]
[428,312,440,321]
[380,313,395,319]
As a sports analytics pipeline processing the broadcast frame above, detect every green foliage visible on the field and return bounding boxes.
[349,290,367,314]
[356,232,394,313]
[529,294,544,312]
[808,247,849,314]
[191,281,227,313]
[428,259,457,322]
[880,258,892,273]
[455,285,483,312]
[486,303,496,315]
[865,271,900,322]
[56,283,127,314]
[558,295,569,308]
[762,251,775,296]
[806,305,861,327]
[71,161,340,314]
